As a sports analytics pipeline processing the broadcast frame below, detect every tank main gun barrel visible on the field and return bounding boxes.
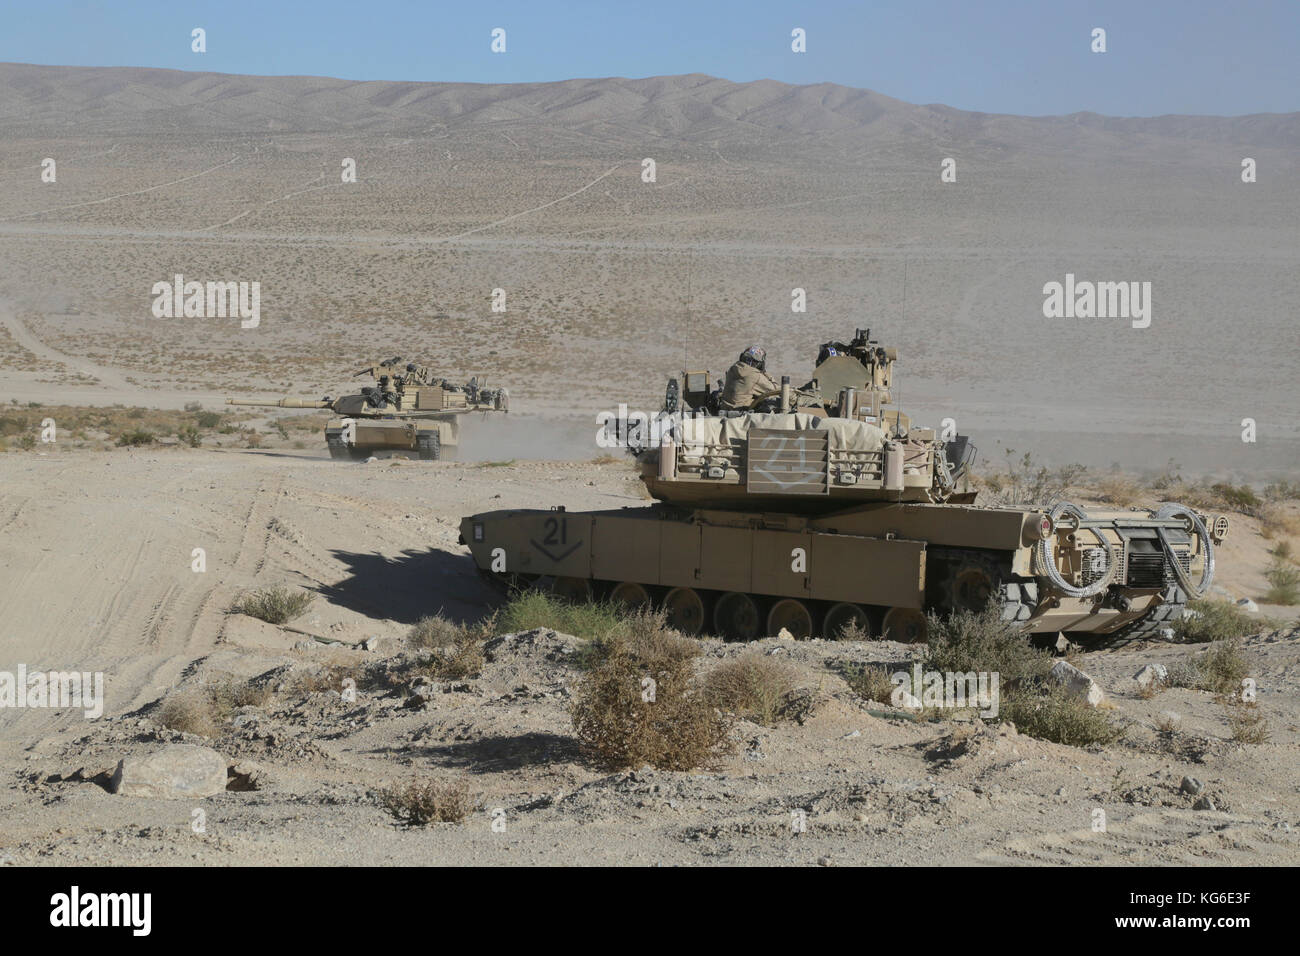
[226,397,333,409]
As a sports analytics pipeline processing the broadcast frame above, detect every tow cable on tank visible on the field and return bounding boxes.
[1153,502,1215,598]
[1037,501,1116,599]
[1037,500,1215,602]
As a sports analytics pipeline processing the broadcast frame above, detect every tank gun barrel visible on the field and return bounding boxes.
[226,397,333,409]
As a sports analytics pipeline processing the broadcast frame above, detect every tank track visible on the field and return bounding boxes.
[326,435,367,461]
[416,430,441,461]
[1075,584,1188,648]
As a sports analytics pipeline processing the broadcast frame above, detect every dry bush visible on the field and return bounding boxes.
[1167,638,1251,695]
[408,612,496,680]
[382,777,477,825]
[832,618,871,642]
[1137,676,1166,700]
[1262,548,1300,605]
[1154,712,1181,734]
[286,659,361,695]
[115,428,154,447]
[1185,481,1263,517]
[702,654,799,726]
[923,605,1051,682]
[840,663,896,704]
[1257,503,1300,541]
[1091,473,1141,507]
[231,585,312,624]
[980,450,1086,507]
[1264,481,1300,502]
[570,623,731,771]
[1223,698,1270,744]
[156,676,270,737]
[408,613,466,650]
[999,688,1125,748]
[428,634,487,681]
[1172,600,1260,644]
[498,591,629,643]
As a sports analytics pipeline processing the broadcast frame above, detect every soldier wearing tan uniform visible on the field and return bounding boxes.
[719,346,779,410]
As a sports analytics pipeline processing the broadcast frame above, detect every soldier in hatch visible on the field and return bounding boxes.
[719,345,780,411]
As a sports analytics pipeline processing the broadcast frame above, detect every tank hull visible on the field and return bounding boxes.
[324,415,460,461]
[458,500,1217,644]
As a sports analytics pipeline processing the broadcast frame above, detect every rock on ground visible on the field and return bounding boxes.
[1048,660,1105,708]
[110,744,228,799]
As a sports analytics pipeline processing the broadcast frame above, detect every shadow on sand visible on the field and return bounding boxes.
[320,546,502,625]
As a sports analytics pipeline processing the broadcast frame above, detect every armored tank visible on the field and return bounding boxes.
[228,356,508,460]
[459,332,1227,645]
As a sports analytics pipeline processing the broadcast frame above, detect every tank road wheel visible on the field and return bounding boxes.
[882,607,927,643]
[767,598,814,640]
[662,587,707,636]
[552,576,593,603]
[416,430,441,461]
[714,591,763,641]
[610,581,652,609]
[952,564,997,612]
[823,602,870,640]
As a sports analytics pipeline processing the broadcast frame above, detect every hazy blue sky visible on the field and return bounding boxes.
[3,0,1297,117]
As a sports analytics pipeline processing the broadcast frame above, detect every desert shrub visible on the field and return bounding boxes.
[923,605,1051,682]
[193,408,221,428]
[116,428,154,447]
[1185,481,1262,517]
[184,402,203,412]
[1092,473,1141,507]
[17,433,36,450]
[286,659,363,695]
[1264,480,1300,501]
[1223,699,1270,744]
[1172,600,1259,643]
[702,654,799,726]
[231,585,312,624]
[408,613,466,650]
[126,407,146,419]
[156,676,270,736]
[272,421,290,441]
[999,687,1125,747]
[1166,638,1250,695]
[830,617,871,641]
[429,632,487,681]
[1154,712,1181,734]
[840,663,896,704]
[177,425,201,447]
[1257,504,1300,541]
[407,612,495,680]
[1263,556,1300,605]
[983,450,1087,507]
[382,777,476,825]
[497,591,630,642]
[570,626,730,771]
[243,429,263,449]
